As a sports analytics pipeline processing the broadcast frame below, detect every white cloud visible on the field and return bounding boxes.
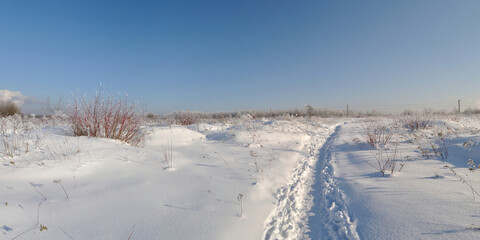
[0,90,44,114]
[0,89,29,106]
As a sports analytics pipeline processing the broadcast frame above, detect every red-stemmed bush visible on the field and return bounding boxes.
[68,90,145,145]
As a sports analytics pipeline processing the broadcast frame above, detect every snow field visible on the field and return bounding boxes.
[1,117,337,239]
[3,114,480,239]
[332,117,480,240]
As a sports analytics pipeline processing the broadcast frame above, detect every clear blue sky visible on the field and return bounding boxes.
[1,0,480,113]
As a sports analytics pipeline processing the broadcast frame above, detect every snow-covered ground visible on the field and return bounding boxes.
[2,115,480,239]
[332,117,480,240]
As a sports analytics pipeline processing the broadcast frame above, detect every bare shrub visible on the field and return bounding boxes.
[42,94,71,125]
[145,113,156,119]
[250,150,264,180]
[68,90,145,145]
[444,165,480,200]
[0,100,21,117]
[305,105,314,118]
[412,127,449,160]
[162,139,173,169]
[44,94,64,116]
[367,143,407,176]
[428,137,448,160]
[403,113,432,131]
[174,111,198,125]
[363,121,396,148]
[0,115,33,158]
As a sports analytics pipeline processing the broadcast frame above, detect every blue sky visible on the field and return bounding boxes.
[1,0,480,114]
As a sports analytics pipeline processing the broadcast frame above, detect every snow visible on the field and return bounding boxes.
[2,115,480,239]
[1,117,335,239]
[332,118,480,240]
[264,124,359,240]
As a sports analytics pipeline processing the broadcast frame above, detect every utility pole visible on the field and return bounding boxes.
[346,104,349,116]
[458,99,461,114]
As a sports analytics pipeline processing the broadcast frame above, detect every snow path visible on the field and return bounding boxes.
[263,124,359,240]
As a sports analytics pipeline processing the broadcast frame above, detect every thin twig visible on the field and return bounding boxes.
[444,165,480,200]
[30,182,47,201]
[10,226,37,240]
[37,202,42,225]
[127,224,136,240]
[54,179,69,199]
